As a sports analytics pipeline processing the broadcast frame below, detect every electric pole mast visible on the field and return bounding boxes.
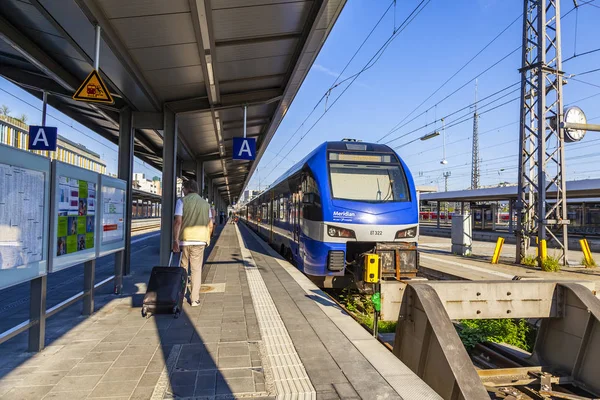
[471,80,480,190]
[516,0,568,266]
[443,171,451,192]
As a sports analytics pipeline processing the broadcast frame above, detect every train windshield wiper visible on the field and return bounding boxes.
[376,178,382,201]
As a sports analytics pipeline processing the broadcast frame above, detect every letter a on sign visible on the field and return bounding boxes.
[72,70,114,104]
[28,126,57,151]
[232,137,256,161]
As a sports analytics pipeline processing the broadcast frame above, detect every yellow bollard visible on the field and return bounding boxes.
[491,237,505,264]
[539,239,547,260]
[581,238,593,266]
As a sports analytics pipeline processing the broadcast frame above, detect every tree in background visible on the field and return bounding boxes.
[0,104,10,116]
[17,114,27,123]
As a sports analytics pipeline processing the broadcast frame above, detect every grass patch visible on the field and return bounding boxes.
[457,319,536,352]
[356,314,398,333]
[521,254,537,266]
[337,289,397,333]
[541,255,560,272]
[520,254,561,272]
[582,256,597,268]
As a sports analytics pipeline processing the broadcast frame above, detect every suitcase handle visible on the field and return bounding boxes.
[168,252,182,267]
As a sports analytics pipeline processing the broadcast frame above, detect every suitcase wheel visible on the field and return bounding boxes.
[173,306,180,319]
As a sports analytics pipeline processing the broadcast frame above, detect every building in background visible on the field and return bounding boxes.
[242,189,259,203]
[0,115,106,174]
[133,173,161,195]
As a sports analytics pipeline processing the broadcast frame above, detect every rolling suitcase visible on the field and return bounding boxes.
[142,253,186,319]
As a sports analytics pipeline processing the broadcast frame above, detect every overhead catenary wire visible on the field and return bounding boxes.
[381,1,597,147]
[261,0,432,184]
[391,83,521,148]
[258,0,398,174]
[377,11,523,144]
[403,87,600,163]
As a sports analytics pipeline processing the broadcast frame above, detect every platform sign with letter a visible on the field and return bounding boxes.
[28,126,58,151]
[232,137,256,161]
[72,69,114,104]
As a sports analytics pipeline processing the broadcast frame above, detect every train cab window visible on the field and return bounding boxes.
[329,162,410,202]
[302,173,322,221]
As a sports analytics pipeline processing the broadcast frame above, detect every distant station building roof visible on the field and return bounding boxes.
[0,0,347,204]
[421,179,600,202]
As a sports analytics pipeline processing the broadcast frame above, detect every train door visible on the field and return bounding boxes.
[269,191,274,243]
[292,193,299,245]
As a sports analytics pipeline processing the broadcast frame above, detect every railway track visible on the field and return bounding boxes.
[131,218,161,233]
[131,223,160,233]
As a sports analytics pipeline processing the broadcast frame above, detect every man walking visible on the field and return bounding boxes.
[172,180,212,307]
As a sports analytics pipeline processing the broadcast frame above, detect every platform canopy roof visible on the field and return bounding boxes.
[0,0,346,204]
[421,179,600,202]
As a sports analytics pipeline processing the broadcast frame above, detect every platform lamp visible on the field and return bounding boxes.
[440,117,448,165]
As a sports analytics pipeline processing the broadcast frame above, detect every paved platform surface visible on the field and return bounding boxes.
[0,223,439,400]
[419,235,600,292]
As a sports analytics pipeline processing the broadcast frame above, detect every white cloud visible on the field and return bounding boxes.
[312,63,343,79]
[312,63,370,89]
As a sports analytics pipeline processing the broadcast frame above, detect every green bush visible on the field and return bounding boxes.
[457,319,536,352]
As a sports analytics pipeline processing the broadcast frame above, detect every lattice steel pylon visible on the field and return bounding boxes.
[516,0,569,266]
[471,80,480,190]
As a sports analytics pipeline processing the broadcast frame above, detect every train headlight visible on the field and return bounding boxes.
[395,227,417,239]
[327,225,356,238]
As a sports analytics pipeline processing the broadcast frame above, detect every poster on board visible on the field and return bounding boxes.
[0,144,50,291]
[101,186,125,244]
[0,163,45,269]
[55,176,96,256]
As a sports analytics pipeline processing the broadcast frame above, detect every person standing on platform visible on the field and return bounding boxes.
[172,180,212,307]
[210,204,216,237]
[220,210,225,225]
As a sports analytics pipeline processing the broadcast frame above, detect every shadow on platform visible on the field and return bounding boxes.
[0,226,234,399]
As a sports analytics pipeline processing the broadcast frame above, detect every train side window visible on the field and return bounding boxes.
[302,173,322,221]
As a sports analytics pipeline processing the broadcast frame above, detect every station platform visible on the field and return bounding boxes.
[0,224,440,400]
[419,235,600,293]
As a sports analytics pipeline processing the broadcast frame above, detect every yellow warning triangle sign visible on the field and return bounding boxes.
[72,69,114,104]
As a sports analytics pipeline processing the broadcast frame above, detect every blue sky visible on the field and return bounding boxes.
[248,0,600,192]
[1,0,599,192]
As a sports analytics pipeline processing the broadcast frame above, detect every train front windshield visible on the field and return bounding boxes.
[329,157,410,202]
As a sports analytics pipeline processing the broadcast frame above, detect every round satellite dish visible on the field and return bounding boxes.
[440,159,448,165]
[564,106,587,142]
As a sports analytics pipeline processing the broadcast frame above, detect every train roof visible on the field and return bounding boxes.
[267,141,396,191]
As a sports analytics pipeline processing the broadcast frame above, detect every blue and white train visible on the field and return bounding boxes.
[242,140,419,288]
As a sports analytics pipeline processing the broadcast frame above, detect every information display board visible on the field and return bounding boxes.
[0,144,50,290]
[50,162,99,272]
[97,175,127,257]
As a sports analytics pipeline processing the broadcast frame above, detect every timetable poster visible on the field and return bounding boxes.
[0,163,45,269]
[56,176,95,256]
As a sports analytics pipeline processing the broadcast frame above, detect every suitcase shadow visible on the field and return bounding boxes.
[130,224,238,397]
